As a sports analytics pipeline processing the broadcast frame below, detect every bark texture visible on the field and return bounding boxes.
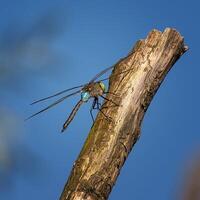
[60,28,188,200]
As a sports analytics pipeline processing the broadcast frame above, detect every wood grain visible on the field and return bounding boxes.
[60,28,188,200]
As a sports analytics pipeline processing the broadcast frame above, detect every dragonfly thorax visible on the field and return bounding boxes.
[99,81,106,93]
[81,82,106,102]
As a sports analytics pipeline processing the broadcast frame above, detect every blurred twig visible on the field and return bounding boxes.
[0,6,67,86]
[181,153,200,200]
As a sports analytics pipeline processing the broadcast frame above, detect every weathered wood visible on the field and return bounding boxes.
[60,28,188,200]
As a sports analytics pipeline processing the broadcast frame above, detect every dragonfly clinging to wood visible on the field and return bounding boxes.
[26,65,130,132]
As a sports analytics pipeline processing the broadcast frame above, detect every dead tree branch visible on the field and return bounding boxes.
[60,28,188,200]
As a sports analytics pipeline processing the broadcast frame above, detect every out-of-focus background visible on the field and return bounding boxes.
[0,1,199,200]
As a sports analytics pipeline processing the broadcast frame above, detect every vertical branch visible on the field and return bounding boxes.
[60,28,188,200]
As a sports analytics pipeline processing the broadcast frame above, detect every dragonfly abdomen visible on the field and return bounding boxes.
[61,100,83,132]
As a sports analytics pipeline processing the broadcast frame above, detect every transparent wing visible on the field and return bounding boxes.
[97,67,134,82]
[89,55,132,83]
[30,84,85,105]
[89,65,114,83]
[25,90,81,121]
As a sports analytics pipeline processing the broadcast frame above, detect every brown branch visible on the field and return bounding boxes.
[60,28,188,200]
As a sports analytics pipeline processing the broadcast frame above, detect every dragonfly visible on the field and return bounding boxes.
[26,65,130,132]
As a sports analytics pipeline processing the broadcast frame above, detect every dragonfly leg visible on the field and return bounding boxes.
[100,95,120,107]
[98,107,113,122]
[90,98,97,122]
[90,98,113,122]
[104,91,120,97]
[94,100,102,109]
[96,98,113,122]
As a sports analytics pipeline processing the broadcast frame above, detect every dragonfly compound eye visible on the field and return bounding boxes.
[81,92,90,102]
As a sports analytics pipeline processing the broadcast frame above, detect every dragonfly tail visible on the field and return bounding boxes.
[61,100,83,133]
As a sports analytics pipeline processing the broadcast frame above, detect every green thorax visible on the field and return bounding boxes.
[99,81,106,93]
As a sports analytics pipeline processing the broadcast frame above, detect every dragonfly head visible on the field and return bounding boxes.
[81,91,90,102]
[99,81,106,93]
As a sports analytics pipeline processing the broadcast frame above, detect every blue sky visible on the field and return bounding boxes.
[0,0,199,200]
